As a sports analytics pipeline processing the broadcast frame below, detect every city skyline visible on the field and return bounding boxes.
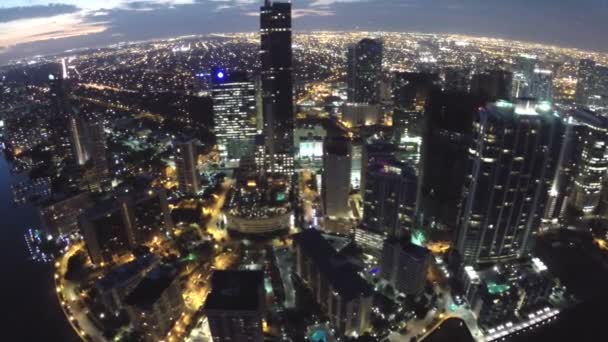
[4,1,608,342]
[3,0,608,64]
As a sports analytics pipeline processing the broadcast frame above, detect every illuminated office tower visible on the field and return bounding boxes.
[212,69,257,162]
[347,38,383,103]
[260,0,295,175]
[455,100,562,267]
[322,136,352,219]
[470,70,513,101]
[568,110,608,214]
[529,69,553,101]
[174,139,200,195]
[356,160,417,251]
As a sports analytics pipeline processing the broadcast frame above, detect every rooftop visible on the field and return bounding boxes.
[203,270,264,312]
[294,229,373,300]
[96,254,159,292]
[124,264,178,310]
[422,317,475,342]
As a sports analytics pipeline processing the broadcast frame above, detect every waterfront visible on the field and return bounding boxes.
[0,156,78,341]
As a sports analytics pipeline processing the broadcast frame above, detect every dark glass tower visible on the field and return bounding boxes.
[48,72,73,159]
[347,38,383,103]
[260,0,294,175]
[455,100,563,266]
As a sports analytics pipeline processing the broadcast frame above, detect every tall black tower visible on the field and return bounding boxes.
[260,0,294,175]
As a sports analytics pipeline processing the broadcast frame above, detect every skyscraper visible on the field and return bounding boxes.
[575,59,597,106]
[203,271,265,342]
[392,72,440,113]
[260,0,294,175]
[125,264,184,342]
[420,90,483,231]
[347,38,383,103]
[174,139,200,195]
[470,70,513,101]
[48,71,73,159]
[212,69,257,162]
[357,160,417,251]
[529,68,553,101]
[68,114,89,165]
[87,120,110,191]
[322,136,352,219]
[293,229,373,336]
[455,100,562,267]
[568,110,608,213]
[380,238,431,295]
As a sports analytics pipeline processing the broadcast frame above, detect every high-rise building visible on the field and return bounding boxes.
[68,114,89,165]
[260,0,295,175]
[359,141,399,197]
[421,90,483,231]
[95,254,160,313]
[174,139,200,195]
[455,100,563,267]
[568,110,608,213]
[203,271,265,342]
[125,264,184,342]
[212,69,257,162]
[470,70,513,101]
[392,72,440,112]
[575,59,597,106]
[80,188,172,264]
[357,160,417,251]
[443,67,471,92]
[293,229,373,336]
[322,136,352,219]
[80,200,135,265]
[130,187,173,242]
[87,120,110,191]
[347,38,383,104]
[48,71,73,159]
[380,238,431,295]
[39,192,93,236]
[342,102,381,127]
[529,69,553,101]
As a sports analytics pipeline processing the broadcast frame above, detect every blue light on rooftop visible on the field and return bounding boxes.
[217,71,225,79]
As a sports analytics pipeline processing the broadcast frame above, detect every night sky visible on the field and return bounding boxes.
[1,0,608,63]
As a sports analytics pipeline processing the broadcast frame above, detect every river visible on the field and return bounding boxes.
[0,156,79,341]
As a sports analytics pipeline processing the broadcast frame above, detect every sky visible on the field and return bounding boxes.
[1,0,608,64]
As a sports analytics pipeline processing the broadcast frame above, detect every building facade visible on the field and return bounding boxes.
[322,136,352,219]
[203,271,265,342]
[347,38,383,104]
[260,0,295,175]
[455,100,562,267]
[174,139,200,195]
[212,70,257,162]
[380,238,431,295]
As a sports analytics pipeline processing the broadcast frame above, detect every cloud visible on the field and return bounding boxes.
[0,4,80,23]
[0,12,108,50]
